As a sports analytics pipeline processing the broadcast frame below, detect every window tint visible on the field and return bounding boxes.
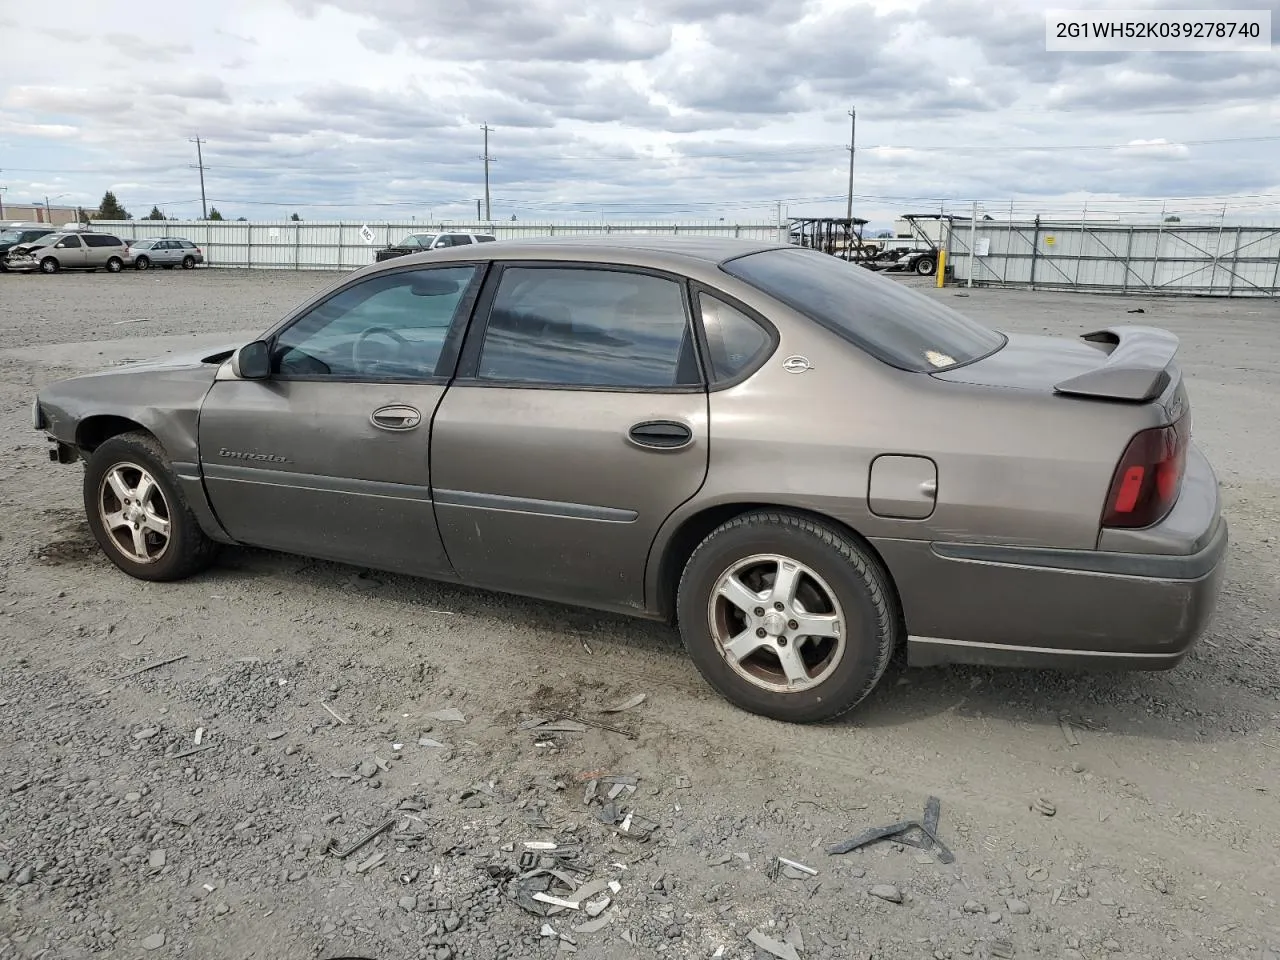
[57,235,82,248]
[83,234,119,247]
[181,241,196,249]
[478,267,699,388]
[133,240,155,249]
[720,247,1006,372]
[699,293,770,382]
[476,235,497,243]
[272,266,477,380]
[449,235,473,245]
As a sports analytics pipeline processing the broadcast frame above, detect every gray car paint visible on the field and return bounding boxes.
[34,235,1227,671]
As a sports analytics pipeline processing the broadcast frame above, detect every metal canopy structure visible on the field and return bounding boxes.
[787,216,870,262]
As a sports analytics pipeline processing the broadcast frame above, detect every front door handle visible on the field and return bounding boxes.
[628,420,693,450]
[370,404,422,431]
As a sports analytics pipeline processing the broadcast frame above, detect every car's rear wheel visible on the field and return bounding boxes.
[914,256,936,276]
[135,255,151,270]
[181,255,195,269]
[677,511,899,723]
[40,257,59,274]
[83,432,219,582]
[105,256,123,273]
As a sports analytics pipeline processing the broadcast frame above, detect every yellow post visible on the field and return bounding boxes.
[935,248,947,287]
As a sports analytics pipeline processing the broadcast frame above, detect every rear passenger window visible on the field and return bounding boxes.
[450,235,473,246]
[83,234,119,247]
[478,267,701,389]
[698,293,770,382]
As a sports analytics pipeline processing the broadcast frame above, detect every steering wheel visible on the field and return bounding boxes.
[352,326,410,375]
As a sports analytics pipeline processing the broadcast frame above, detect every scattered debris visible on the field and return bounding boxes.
[426,707,466,724]
[417,737,446,748]
[1127,307,1145,314]
[523,719,589,734]
[748,928,801,960]
[194,727,204,745]
[321,702,350,725]
[1059,718,1080,747]
[326,816,397,858]
[777,857,818,876]
[141,933,166,951]
[111,654,188,681]
[1031,798,1057,817]
[827,795,954,864]
[869,884,904,904]
[600,693,646,713]
[168,744,216,761]
[992,939,1016,958]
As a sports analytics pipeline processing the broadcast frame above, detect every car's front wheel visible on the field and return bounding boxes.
[677,511,899,723]
[134,255,151,270]
[40,257,59,274]
[83,432,219,582]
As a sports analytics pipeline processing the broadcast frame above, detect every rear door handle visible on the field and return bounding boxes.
[370,404,422,431]
[628,420,693,450]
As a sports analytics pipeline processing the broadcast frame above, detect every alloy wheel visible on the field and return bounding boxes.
[97,462,172,564]
[706,553,846,693]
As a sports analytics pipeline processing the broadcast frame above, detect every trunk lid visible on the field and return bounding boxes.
[934,325,1180,404]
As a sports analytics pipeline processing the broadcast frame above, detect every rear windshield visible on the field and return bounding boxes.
[720,247,1005,372]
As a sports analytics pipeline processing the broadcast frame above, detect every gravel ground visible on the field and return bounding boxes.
[1,268,1278,960]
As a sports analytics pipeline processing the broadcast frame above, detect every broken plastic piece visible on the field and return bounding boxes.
[826,795,955,864]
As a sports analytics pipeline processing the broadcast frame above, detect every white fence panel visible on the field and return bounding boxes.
[947,220,1280,296]
[90,219,784,272]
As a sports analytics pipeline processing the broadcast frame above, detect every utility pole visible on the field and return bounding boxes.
[189,136,208,220]
[0,185,7,220]
[480,124,493,222]
[845,106,856,222]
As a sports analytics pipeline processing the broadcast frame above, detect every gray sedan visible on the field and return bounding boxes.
[31,237,1227,723]
[130,238,204,270]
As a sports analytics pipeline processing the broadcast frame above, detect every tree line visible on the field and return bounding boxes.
[89,191,302,223]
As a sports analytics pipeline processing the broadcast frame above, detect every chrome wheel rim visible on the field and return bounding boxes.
[707,553,846,693]
[98,462,171,564]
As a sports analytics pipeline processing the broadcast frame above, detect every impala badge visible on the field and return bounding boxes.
[782,355,813,374]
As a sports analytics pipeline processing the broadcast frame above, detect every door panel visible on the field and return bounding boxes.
[199,380,453,576]
[431,387,708,609]
[52,237,86,268]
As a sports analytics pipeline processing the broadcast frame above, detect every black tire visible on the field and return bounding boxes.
[676,511,900,723]
[914,257,936,276]
[181,255,195,269]
[106,256,123,273]
[40,256,59,274]
[83,431,219,582]
[135,256,151,270]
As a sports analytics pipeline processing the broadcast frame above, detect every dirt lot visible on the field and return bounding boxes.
[1,267,1278,960]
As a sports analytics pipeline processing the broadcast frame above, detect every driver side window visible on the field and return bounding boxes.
[272,266,477,381]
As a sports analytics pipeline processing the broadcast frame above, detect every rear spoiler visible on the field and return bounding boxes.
[1053,325,1179,402]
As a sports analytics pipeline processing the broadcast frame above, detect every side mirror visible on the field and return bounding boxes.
[232,340,271,380]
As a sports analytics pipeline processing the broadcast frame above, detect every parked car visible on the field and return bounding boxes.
[374,231,497,262]
[129,237,204,271]
[0,224,58,270]
[31,237,1226,723]
[6,230,133,273]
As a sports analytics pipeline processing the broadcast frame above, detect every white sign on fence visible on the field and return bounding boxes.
[359,224,375,244]
[975,237,991,257]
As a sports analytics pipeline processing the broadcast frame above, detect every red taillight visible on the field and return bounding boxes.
[1102,418,1189,528]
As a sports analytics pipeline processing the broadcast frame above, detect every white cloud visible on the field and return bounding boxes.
[0,0,1275,226]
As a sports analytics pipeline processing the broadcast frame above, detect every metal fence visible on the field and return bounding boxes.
[944,217,1280,297]
[90,219,785,272]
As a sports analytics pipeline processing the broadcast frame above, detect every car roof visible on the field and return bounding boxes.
[375,234,786,270]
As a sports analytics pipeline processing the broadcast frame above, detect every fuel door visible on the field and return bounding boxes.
[868,454,938,520]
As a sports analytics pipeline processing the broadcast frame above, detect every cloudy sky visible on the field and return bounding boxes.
[1,0,1278,227]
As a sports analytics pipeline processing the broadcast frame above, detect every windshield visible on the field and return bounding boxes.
[399,234,437,248]
[0,231,20,243]
[720,246,1006,372]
